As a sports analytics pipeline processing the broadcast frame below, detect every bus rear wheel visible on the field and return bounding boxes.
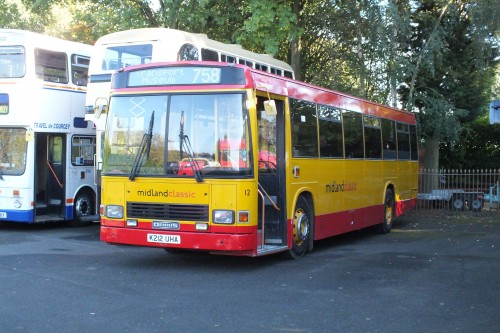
[376,189,395,234]
[71,190,94,226]
[287,196,313,259]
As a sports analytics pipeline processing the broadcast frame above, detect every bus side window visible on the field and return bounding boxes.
[201,48,219,61]
[71,54,90,86]
[363,115,382,159]
[396,122,410,160]
[382,119,397,159]
[343,111,364,159]
[35,49,68,84]
[290,99,318,157]
[410,124,418,161]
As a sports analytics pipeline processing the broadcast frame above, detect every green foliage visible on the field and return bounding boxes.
[1,0,499,168]
[440,114,500,169]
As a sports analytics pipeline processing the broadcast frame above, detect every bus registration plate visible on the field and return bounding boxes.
[0,212,7,218]
[147,233,181,244]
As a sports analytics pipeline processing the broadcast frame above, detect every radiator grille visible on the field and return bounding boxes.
[127,202,209,221]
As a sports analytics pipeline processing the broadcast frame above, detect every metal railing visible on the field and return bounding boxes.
[417,168,500,212]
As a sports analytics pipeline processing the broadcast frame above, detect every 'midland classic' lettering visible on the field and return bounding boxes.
[138,188,196,199]
[325,180,358,193]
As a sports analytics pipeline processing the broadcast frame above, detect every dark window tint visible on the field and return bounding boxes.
[178,44,199,60]
[381,119,397,159]
[318,105,343,158]
[410,124,418,161]
[290,99,318,157]
[343,111,364,159]
[397,122,410,160]
[201,48,219,61]
[221,54,236,63]
[284,71,294,79]
[364,115,382,159]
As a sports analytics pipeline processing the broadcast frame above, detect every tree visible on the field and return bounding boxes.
[400,0,499,172]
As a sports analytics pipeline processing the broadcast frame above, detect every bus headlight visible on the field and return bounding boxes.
[106,205,124,219]
[213,210,234,224]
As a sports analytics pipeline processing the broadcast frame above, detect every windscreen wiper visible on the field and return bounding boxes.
[181,134,203,183]
[129,111,154,181]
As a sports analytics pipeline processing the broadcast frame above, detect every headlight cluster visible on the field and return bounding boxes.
[105,205,123,219]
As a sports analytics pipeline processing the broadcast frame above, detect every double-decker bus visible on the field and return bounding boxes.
[0,29,98,225]
[99,61,418,258]
[85,28,295,193]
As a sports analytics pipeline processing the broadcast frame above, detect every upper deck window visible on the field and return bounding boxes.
[71,54,90,86]
[35,49,68,83]
[102,44,152,71]
[201,48,219,61]
[0,46,25,78]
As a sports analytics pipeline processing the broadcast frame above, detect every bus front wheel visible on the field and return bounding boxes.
[287,196,313,259]
[71,190,94,226]
[376,189,395,234]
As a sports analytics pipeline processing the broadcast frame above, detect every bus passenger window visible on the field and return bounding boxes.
[35,49,68,84]
[201,48,219,61]
[343,111,364,159]
[290,99,318,158]
[410,125,418,161]
[71,54,90,86]
[178,44,199,61]
[363,115,382,159]
[318,105,343,158]
[382,119,397,159]
[396,122,410,160]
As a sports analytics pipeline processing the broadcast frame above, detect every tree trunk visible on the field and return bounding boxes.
[423,135,440,190]
[290,0,302,80]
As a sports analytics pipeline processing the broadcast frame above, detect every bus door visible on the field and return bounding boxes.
[257,96,286,246]
[35,133,66,218]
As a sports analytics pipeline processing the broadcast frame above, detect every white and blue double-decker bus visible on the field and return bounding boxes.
[0,29,98,225]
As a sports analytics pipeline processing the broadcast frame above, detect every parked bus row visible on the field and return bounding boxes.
[0,28,294,226]
[1,28,418,259]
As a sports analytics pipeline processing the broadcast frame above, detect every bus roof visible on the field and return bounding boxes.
[248,66,416,124]
[93,28,293,72]
[115,61,415,124]
[0,29,92,54]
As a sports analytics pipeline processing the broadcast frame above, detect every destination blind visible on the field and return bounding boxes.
[113,65,247,88]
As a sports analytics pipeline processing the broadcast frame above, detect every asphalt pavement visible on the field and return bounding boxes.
[1,212,499,333]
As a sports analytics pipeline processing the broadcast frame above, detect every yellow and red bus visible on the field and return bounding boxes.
[99,61,418,258]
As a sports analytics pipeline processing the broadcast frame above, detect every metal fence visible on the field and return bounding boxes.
[417,168,500,212]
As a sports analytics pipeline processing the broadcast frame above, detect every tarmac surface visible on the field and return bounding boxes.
[1,212,499,332]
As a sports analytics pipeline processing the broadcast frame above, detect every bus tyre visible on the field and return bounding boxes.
[376,189,395,234]
[71,190,94,226]
[287,196,313,259]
